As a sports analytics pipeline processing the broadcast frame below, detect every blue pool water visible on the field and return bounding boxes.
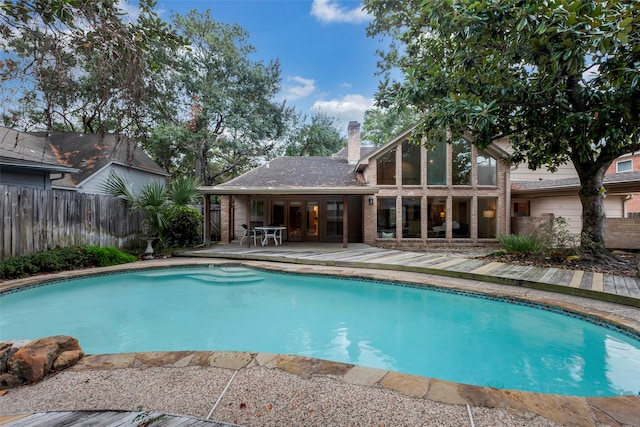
[2,266,640,397]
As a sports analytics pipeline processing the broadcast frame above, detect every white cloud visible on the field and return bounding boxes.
[282,76,317,101]
[117,1,142,23]
[311,94,374,123]
[310,0,371,24]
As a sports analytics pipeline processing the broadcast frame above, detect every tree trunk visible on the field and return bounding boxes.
[576,163,608,255]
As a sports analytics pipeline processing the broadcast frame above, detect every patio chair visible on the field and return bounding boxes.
[240,224,258,246]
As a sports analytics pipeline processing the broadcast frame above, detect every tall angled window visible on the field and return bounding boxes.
[477,153,497,186]
[377,147,396,185]
[426,140,446,185]
[402,140,421,185]
[452,138,472,185]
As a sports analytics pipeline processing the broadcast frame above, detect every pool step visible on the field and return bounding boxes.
[140,267,260,281]
[187,273,264,284]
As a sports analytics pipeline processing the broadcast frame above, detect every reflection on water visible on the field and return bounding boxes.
[606,336,640,395]
[2,266,640,397]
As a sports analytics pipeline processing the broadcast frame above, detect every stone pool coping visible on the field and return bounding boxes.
[2,258,640,426]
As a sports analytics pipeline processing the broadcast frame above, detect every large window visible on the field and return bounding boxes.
[402,140,421,185]
[452,198,470,238]
[326,200,343,236]
[377,198,396,238]
[250,199,264,229]
[402,197,421,238]
[452,139,472,185]
[427,140,446,185]
[478,198,497,238]
[427,197,446,237]
[377,147,396,185]
[477,154,497,186]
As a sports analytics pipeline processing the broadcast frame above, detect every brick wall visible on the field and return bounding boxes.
[605,218,640,249]
[511,215,640,250]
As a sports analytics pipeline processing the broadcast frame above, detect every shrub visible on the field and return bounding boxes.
[165,205,202,247]
[84,246,137,267]
[498,233,544,255]
[0,246,137,280]
[536,217,579,260]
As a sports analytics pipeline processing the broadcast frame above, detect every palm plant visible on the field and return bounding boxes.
[101,175,169,240]
[102,175,202,245]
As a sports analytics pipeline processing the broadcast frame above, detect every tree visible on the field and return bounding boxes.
[362,106,420,146]
[364,0,640,257]
[285,112,346,156]
[145,10,295,185]
[0,0,184,135]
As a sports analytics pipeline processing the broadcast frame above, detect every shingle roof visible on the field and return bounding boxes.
[512,170,640,194]
[212,153,376,195]
[0,127,76,173]
[42,132,168,187]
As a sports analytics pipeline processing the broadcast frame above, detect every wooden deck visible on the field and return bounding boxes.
[0,411,237,427]
[177,243,640,308]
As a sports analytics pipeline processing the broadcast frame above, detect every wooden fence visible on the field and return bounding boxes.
[1,185,145,261]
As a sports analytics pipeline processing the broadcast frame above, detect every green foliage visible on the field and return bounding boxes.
[498,233,544,256]
[498,218,579,260]
[364,0,640,253]
[0,246,136,280]
[143,9,295,185]
[165,205,203,247]
[102,174,201,245]
[362,106,420,146]
[0,0,186,135]
[285,112,346,156]
[84,246,137,267]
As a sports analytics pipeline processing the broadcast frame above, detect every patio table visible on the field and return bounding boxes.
[254,226,286,246]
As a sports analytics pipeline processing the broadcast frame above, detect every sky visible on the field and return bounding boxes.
[152,0,382,131]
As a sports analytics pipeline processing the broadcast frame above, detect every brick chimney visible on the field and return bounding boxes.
[347,121,361,164]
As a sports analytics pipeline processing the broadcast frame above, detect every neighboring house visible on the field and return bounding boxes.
[42,132,169,194]
[0,127,78,189]
[606,153,640,214]
[202,121,511,247]
[507,144,640,234]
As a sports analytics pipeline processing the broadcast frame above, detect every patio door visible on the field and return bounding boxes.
[288,201,303,241]
[306,201,319,240]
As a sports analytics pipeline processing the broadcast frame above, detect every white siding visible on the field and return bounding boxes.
[529,195,625,234]
[80,165,167,195]
[494,139,579,181]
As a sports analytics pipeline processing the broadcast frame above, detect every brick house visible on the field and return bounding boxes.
[201,122,510,247]
[606,153,640,214]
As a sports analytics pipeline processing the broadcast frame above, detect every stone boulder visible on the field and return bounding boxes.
[7,336,84,384]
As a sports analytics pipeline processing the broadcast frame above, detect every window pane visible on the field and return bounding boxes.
[377,198,396,238]
[617,160,632,172]
[452,139,471,185]
[402,197,421,238]
[377,147,396,185]
[306,202,318,237]
[478,154,497,186]
[326,200,343,236]
[452,198,470,238]
[250,199,264,229]
[478,198,497,238]
[427,140,446,185]
[427,197,446,238]
[402,140,421,185]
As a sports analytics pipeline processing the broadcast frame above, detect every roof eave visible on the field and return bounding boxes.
[200,186,379,195]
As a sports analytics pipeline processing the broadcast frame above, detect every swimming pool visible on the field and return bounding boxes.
[2,265,640,397]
